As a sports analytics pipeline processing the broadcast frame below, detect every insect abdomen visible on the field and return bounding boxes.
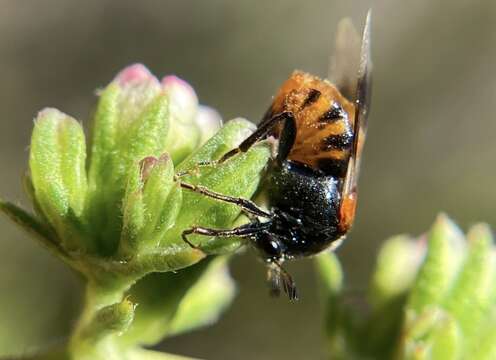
[268,71,356,177]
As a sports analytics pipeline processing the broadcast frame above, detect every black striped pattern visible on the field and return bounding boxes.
[319,131,353,151]
[319,102,346,123]
[300,89,321,109]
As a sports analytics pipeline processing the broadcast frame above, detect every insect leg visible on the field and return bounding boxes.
[182,223,267,249]
[178,180,271,219]
[276,112,297,163]
[267,261,298,301]
[213,111,296,164]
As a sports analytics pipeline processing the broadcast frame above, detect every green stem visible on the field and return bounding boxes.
[69,279,134,360]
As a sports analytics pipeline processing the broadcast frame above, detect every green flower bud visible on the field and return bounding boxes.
[407,214,465,314]
[120,154,182,257]
[83,297,136,341]
[369,235,425,310]
[29,108,88,251]
[444,224,495,339]
[316,215,496,360]
[87,64,170,254]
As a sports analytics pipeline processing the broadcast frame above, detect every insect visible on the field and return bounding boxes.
[179,11,371,300]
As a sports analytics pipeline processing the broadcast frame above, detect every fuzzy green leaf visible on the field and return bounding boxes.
[79,297,136,343]
[120,257,234,347]
[163,118,269,253]
[125,348,199,360]
[0,199,75,268]
[167,256,235,336]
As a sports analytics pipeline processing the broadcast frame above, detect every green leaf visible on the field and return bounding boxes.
[29,108,88,251]
[163,118,270,253]
[120,257,235,347]
[176,118,256,172]
[0,199,71,263]
[167,256,236,336]
[125,348,199,360]
[78,297,136,344]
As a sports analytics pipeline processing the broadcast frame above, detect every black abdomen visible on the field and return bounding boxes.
[263,160,343,257]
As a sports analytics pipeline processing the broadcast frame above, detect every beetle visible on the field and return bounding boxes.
[178,11,371,300]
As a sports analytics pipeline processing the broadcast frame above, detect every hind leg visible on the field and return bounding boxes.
[182,223,267,249]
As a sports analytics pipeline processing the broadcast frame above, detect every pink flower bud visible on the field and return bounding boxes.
[161,75,198,124]
[109,64,162,130]
[114,63,158,86]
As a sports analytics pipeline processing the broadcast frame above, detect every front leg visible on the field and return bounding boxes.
[196,112,296,168]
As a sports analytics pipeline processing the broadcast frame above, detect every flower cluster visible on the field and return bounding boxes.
[0,64,270,360]
[316,215,496,360]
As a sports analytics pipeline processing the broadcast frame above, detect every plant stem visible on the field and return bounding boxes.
[68,278,133,360]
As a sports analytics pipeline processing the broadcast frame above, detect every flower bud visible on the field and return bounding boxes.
[87,64,169,254]
[407,214,466,313]
[162,75,201,163]
[369,235,426,310]
[195,106,222,145]
[29,108,88,250]
[120,154,182,257]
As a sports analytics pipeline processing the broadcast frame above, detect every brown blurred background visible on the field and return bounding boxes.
[1,0,495,359]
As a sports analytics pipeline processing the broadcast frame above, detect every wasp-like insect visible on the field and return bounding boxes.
[179,11,371,300]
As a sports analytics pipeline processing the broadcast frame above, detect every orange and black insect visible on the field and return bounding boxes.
[180,12,372,300]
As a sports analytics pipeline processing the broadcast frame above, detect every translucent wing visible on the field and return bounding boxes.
[351,9,372,183]
[339,10,372,233]
[329,16,362,101]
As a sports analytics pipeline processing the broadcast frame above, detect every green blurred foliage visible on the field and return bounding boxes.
[1,1,495,359]
[317,215,496,360]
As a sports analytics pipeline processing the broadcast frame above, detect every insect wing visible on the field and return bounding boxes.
[329,17,361,101]
[343,10,372,196]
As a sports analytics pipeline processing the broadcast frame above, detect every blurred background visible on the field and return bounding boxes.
[1,0,495,358]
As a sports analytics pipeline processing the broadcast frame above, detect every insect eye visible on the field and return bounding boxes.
[264,240,282,258]
[269,240,281,253]
[255,234,283,259]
